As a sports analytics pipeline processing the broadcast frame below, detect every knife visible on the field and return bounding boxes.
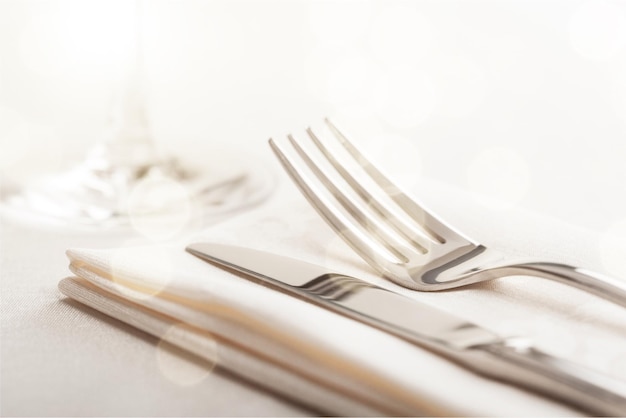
[186,242,626,416]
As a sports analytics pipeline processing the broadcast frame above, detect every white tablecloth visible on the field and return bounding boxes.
[2,1,626,414]
[0,205,311,416]
[3,171,626,415]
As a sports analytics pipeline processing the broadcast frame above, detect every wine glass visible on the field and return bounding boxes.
[1,0,273,230]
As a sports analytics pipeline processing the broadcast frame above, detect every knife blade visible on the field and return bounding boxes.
[186,242,626,416]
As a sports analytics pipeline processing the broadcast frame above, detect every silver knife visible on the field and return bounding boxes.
[186,242,626,416]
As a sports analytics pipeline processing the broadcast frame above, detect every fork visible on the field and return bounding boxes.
[268,119,626,308]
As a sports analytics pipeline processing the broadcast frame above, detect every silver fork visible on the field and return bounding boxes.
[269,119,626,308]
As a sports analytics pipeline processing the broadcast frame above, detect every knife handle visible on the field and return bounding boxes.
[277,275,626,416]
[461,339,626,416]
[267,274,626,415]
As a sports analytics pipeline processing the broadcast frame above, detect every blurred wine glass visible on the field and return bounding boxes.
[1,0,273,230]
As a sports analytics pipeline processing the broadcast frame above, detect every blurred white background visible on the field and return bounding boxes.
[1,0,625,231]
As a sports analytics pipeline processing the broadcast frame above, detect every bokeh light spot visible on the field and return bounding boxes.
[432,55,488,118]
[369,4,433,70]
[18,0,135,81]
[373,69,437,129]
[308,0,373,48]
[326,51,380,117]
[569,1,626,61]
[467,147,530,210]
[0,106,33,170]
[109,243,174,300]
[128,175,192,241]
[156,324,217,386]
[610,66,626,132]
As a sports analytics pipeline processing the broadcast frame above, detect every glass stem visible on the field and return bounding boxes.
[95,0,160,172]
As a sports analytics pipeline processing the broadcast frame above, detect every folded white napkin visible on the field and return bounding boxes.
[59,178,626,416]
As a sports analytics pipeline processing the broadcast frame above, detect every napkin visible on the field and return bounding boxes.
[59,178,626,416]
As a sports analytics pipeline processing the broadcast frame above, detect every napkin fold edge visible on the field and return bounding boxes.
[57,276,403,417]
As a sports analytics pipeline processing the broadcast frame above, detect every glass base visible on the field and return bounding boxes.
[0,145,275,232]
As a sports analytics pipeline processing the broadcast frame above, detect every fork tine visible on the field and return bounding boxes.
[324,118,474,246]
[287,133,423,258]
[268,138,406,270]
[305,126,440,248]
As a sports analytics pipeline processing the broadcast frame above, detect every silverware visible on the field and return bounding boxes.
[186,242,626,416]
[268,119,626,308]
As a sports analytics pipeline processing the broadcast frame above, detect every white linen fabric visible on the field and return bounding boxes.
[60,179,626,416]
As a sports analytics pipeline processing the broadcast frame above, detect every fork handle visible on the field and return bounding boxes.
[503,262,626,308]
